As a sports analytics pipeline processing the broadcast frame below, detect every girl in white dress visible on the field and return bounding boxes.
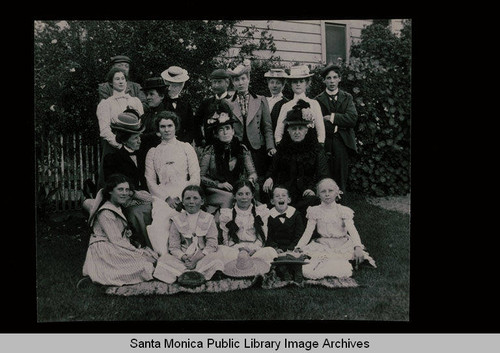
[145,111,201,255]
[218,180,278,269]
[83,174,158,286]
[295,178,376,279]
[152,185,224,284]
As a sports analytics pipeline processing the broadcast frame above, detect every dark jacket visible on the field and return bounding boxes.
[315,89,358,153]
[163,96,196,144]
[103,147,147,191]
[266,208,304,251]
[269,96,289,133]
[266,134,329,203]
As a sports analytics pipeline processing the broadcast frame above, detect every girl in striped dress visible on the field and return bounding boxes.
[82,174,158,286]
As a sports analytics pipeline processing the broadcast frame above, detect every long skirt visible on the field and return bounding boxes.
[152,252,224,284]
[301,237,376,279]
[83,241,155,286]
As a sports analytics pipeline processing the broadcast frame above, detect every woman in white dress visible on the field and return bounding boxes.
[144,111,201,255]
[82,174,158,286]
[274,65,325,146]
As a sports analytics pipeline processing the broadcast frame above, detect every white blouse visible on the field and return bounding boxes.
[144,138,200,200]
[96,92,144,148]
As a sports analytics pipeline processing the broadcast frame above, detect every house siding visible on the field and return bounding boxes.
[230,19,406,67]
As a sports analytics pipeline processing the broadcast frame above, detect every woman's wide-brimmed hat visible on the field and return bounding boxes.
[161,66,189,83]
[229,63,251,77]
[111,109,145,133]
[283,99,314,127]
[141,77,167,91]
[287,65,314,79]
[223,249,270,278]
[264,68,288,79]
[206,101,237,130]
[177,270,206,288]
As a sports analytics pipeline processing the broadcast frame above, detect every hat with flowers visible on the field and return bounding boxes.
[283,99,315,128]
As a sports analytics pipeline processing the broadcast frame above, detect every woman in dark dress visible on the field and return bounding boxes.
[199,101,258,212]
[263,99,330,218]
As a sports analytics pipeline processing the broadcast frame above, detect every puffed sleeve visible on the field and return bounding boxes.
[311,100,325,144]
[340,205,363,248]
[96,99,121,149]
[218,208,233,245]
[295,206,318,249]
[199,146,219,188]
[185,143,201,186]
[202,216,219,254]
[255,203,270,239]
[144,147,163,199]
[306,205,321,221]
[242,145,258,182]
[274,103,288,145]
[167,221,184,260]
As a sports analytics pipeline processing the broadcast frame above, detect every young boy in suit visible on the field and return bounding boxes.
[314,64,358,194]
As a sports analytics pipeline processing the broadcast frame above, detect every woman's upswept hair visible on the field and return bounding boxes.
[106,67,128,83]
[155,110,180,132]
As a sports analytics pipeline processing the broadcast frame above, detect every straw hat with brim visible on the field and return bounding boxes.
[111,111,145,133]
[271,253,310,265]
[223,250,270,278]
[177,271,206,288]
[264,68,288,79]
[287,65,314,79]
[141,77,167,91]
[229,64,250,77]
[161,66,189,83]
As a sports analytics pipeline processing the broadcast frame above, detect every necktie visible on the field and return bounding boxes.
[277,213,287,219]
[127,150,137,156]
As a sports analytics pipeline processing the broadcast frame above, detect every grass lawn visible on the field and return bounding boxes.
[36,192,410,323]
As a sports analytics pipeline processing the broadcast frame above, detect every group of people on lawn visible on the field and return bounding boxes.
[81,55,376,288]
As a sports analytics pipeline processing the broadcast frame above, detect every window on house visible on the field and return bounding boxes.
[325,23,347,65]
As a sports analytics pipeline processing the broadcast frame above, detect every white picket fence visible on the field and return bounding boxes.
[36,133,101,212]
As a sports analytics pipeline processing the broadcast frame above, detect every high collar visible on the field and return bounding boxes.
[215,91,228,100]
[235,204,253,215]
[293,93,307,101]
[160,137,178,145]
[112,90,130,98]
[326,88,339,96]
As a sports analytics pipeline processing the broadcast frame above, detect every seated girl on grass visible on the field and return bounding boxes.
[152,185,224,284]
[218,180,278,270]
[295,178,376,279]
[82,174,158,287]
